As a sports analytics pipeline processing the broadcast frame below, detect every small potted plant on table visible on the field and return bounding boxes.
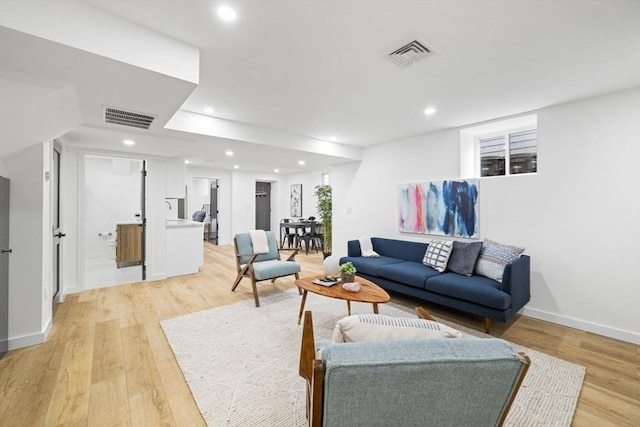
[339,262,356,283]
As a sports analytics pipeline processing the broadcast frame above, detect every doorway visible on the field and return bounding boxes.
[190,177,219,244]
[83,155,144,289]
[255,181,271,231]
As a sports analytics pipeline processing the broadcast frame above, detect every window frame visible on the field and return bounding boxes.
[475,124,537,178]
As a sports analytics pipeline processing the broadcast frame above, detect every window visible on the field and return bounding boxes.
[478,128,537,177]
[459,114,537,179]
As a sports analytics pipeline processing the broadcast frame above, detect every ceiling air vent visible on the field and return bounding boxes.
[387,39,434,68]
[103,106,156,129]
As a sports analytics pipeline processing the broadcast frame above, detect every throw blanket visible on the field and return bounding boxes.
[359,236,379,257]
[249,230,269,254]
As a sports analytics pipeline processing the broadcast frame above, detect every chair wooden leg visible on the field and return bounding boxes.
[251,278,260,307]
[415,307,435,321]
[232,265,249,291]
[231,274,243,291]
[484,317,492,333]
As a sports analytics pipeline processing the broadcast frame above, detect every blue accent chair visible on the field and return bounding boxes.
[232,231,301,307]
[299,310,530,427]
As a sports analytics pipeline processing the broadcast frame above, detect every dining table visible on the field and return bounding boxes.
[279,220,316,249]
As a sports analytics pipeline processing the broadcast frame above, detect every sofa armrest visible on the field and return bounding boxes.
[347,240,362,257]
[501,255,530,312]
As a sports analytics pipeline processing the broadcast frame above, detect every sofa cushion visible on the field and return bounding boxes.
[378,261,440,289]
[425,273,511,310]
[422,240,453,272]
[475,239,525,283]
[447,241,483,276]
[332,313,462,343]
[340,256,404,277]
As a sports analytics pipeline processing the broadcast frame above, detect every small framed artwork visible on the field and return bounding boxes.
[290,184,302,217]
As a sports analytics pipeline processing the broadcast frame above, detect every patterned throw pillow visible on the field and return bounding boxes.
[474,239,525,283]
[422,240,453,272]
[332,314,462,343]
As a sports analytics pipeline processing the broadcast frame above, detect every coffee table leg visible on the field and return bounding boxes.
[347,300,351,316]
[297,289,308,325]
[372,303,379,314]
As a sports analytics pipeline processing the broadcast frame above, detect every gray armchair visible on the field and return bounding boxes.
[299,310,530,427]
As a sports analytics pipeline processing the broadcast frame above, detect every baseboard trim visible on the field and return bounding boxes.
[148,272,167,281]
[521,307,640,345]
[8,318,52,350]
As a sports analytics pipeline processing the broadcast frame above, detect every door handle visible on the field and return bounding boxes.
[54,233,66,238]
[1,249,11,254]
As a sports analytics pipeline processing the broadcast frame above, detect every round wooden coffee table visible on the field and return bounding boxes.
[295,275,390,324]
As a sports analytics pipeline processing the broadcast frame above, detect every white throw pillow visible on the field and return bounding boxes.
[332,314,462,343]
[422,240,453,272]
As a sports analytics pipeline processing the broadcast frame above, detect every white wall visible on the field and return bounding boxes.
[146,159,168,281]
[229,170,282,237]
[2,142,51,348]
[332,88,640,343]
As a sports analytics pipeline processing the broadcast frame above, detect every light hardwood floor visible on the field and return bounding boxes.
[0,243,638,426]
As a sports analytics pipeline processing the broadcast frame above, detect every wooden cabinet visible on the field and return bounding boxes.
[116,223,142,268]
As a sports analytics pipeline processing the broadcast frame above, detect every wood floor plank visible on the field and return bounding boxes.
[43,341,94,426]
[87,375,131,427]
[0,242,637,426]
[91,320,124,385]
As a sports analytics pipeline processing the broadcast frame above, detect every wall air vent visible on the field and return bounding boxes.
[103,106,156,129]
[387,39,434,68]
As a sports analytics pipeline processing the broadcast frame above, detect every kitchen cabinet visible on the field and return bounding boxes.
[166,220,203,276]
[116,222,142,268]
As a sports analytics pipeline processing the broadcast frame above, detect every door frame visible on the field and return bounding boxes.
[52,140,63,304]
[77,152,147,291]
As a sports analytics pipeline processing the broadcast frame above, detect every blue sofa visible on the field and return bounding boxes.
[339,237,530,332]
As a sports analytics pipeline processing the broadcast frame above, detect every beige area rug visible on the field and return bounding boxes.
[161,289,585,426]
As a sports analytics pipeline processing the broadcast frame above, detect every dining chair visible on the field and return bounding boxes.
[281,218,296,248]
[300,221,321,255]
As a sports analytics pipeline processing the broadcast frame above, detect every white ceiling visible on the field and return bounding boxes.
[1,0,639,174]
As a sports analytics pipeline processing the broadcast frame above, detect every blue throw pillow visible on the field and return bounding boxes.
[193,211,206,222]
[447,241,483,276]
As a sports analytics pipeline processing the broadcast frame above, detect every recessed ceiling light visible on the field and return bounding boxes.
[298,160,306,166]
[184,160,190,164]
[204,107,214,114]
[225,150,234,156]
[123,139,135,146]
[424,107,437,116]
[274,169,279,173]
[329,136,337,142]
[233,165,239,169]
[217,6,237,22]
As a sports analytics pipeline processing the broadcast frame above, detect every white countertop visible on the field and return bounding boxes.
[166,219,204,228]
[116,221,142,225]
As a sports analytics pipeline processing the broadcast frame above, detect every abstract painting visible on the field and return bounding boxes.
[399,179,479,238]
[290,184,302,217]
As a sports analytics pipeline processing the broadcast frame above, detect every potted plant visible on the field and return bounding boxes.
[339,262,356,283]
[313,184,332,257]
